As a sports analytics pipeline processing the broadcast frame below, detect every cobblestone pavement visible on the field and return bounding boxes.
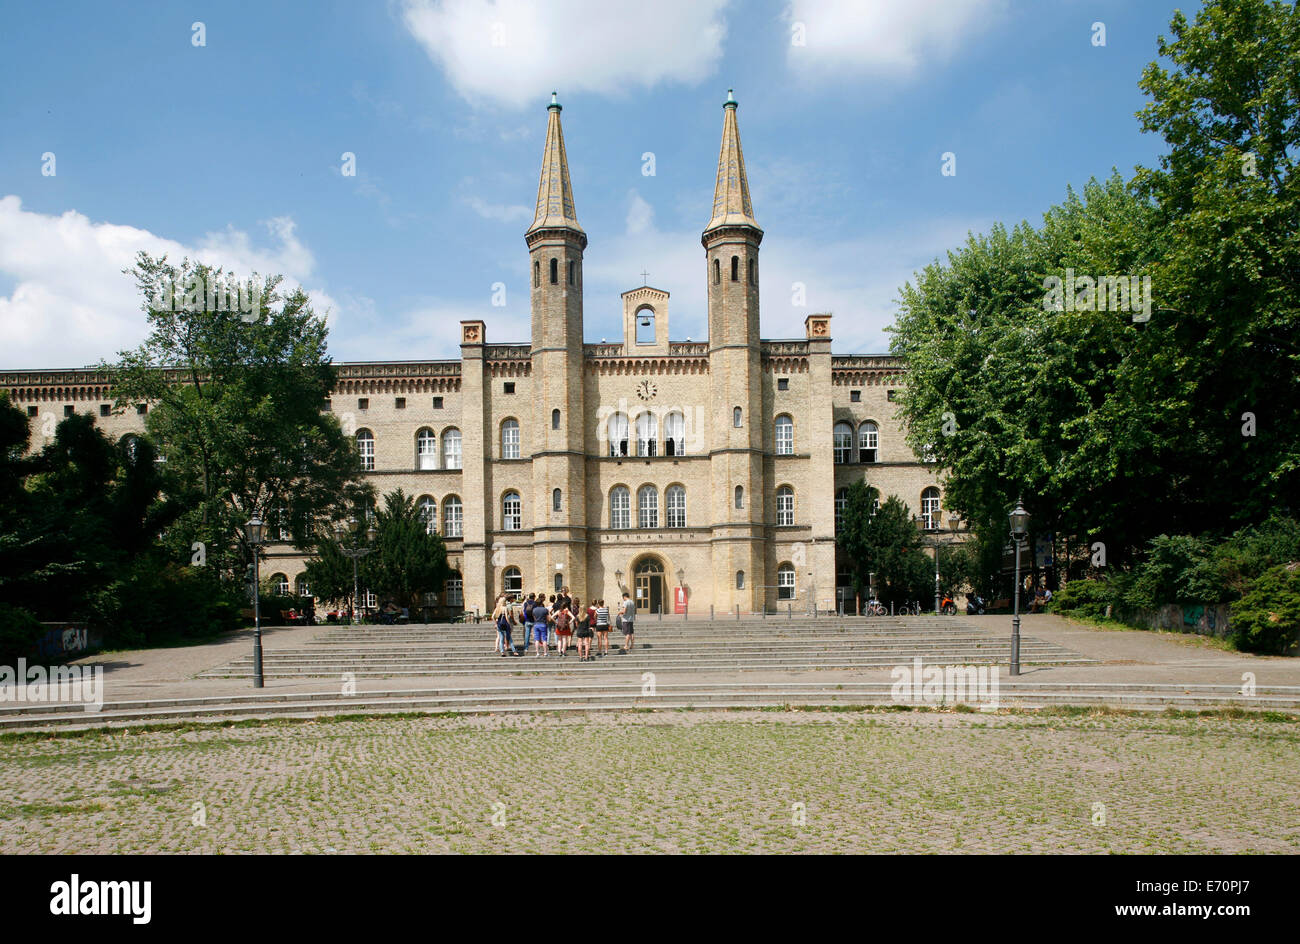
[1,709,1296,854]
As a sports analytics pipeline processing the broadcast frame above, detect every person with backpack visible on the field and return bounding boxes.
[594,599,611,657]
[530,595,550,657]
[521,592,536,656]
[573,597,593,661]
[619,592,636,653]
[492,595,513,658]
[554,597,574,656]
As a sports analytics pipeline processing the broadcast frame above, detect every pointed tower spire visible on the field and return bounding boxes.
[526,91,585,245]
[703,89,761,240]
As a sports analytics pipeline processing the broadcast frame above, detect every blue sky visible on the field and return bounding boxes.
[0,0,1199,368]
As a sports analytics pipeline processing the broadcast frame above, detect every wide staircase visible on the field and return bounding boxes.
[199,615,1092,680]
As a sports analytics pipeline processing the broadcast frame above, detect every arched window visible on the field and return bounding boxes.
[775,414,794,455]
[777,563,796,600]
[921,487,941,530]
[501,418,520,459]
[442,495,463,538]
[858,421,879,463]
[776,486,795,526]
[502,491,522,531]
[552,488,562,512]
[736,570,745,590]
[296,575,311,598]
[733,406,742,428]
[637,485,658,529]
[417,428,437,470]
[271,573,289,597]
[666,484,686,528]
[549,258,558,284]
[635,306,655,344]
[418,495,437,534]
[748,258,756,285]
[504,567,522,594]
[713,258,720,284]
[533,260,539,287]
[608,412,630,457]
[554,571,563,592]
[833,422,853,464]
[274,505,291,541]
[551,408,560,430]
[441,428,462,470]
[445,571,463,607]
[734,485,744,509]
[835,488,848,533]
[610,486,631,529]
[730,255,739,281]
[636,411,658,456]
[568,260,575,285]
[664,410,685,456]
[356,429,375,471]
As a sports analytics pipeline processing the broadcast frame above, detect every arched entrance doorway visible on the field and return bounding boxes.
[633,557,665,615]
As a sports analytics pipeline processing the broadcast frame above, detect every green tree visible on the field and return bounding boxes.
[360,489,451,616]
[104,253,365,583]
[837,486,931,607]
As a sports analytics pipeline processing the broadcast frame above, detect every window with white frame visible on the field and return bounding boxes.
[921,487,941,530]
[858,421,879,463]
[417,428,437,469]
[418,495,437,535]
[275,505,291,541]
[356,429,375,471]
[362,590,377,609]
[503,567,522,594]
[637,484,658,528]
[610,486,631,529]
[636,411,658,457]
[441,428,462,469]
[664,410,685,456]
[502,492,522,531]
[442,496,463,538]
[775,414,794,455]
[272,573,289,596]
[778,563,796,600]
[608,412,630,457]
[296,576,311,598]
[776,486,795,526]
[666,484,686,528]
[835,488,848,533]
[445,572,463,607]
[833,422,853,464]
[501,418,520,459]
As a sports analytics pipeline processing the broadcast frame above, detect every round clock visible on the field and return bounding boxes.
[636,379,658,401]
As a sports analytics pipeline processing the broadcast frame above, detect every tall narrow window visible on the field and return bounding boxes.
[504,567,522,594]
[418,495,437,535]
[748,259,756,285]
[296,576,311,598]
[835,488,848,533]
[551,408,560,430]
[550,258,558,284]
[921,487,941,530]
[734,485,744,509]
[568,260,575,285]
[775,414,794,455]
[445,572,463,606]
[356,430,375,471]
[730,256,739,281]
[552,488,562,512]
[776,486,795,526]
[417,428,437,470]
[736,571,745,590]
[833,422,853,464]
[713,258,720,284]
[637,485,659,529]
[610,486,631,529]
[501,418,520,459]
[664,411,685,456]
[666,484,686,528]
[636,411,658,456]
[608,412,630,457]
[502,492,522,531]
[441,428,462,470]
[534,260,540,287]
[442,496,463,538]
[858,421,879,463]
[733,406,742,428]
[777,563,795,600]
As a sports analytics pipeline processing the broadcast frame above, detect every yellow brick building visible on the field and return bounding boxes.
[2,92,948,617]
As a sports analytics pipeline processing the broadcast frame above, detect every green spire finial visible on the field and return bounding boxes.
[549,90,560,111]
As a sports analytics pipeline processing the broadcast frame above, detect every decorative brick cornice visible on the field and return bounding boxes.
[831,354,907,386]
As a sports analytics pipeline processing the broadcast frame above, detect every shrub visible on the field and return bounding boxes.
[1050,577,1123,621]
[1229,563,1300,655]
[0,603,45,664]
[91,560,240,649]
[1124,534,1221,609]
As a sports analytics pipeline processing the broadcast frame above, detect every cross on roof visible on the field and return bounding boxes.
[640,268,649,286]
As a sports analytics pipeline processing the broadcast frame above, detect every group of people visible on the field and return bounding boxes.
[490,588,637,662]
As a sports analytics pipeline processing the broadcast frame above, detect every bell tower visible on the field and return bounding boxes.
[703,89,765,613]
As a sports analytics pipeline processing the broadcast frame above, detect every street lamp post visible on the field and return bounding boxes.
[246,516,266,689]
[335,517,378,625]
[1008,497,1031,676]
[915,515,941,615]
[676,567,686,618]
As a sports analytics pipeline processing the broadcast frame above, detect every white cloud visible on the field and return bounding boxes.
[401,0,731,108]
[625,190,654,236]
[0,196,335,369]
[464,195,532,223]
[784,0,1006,79]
